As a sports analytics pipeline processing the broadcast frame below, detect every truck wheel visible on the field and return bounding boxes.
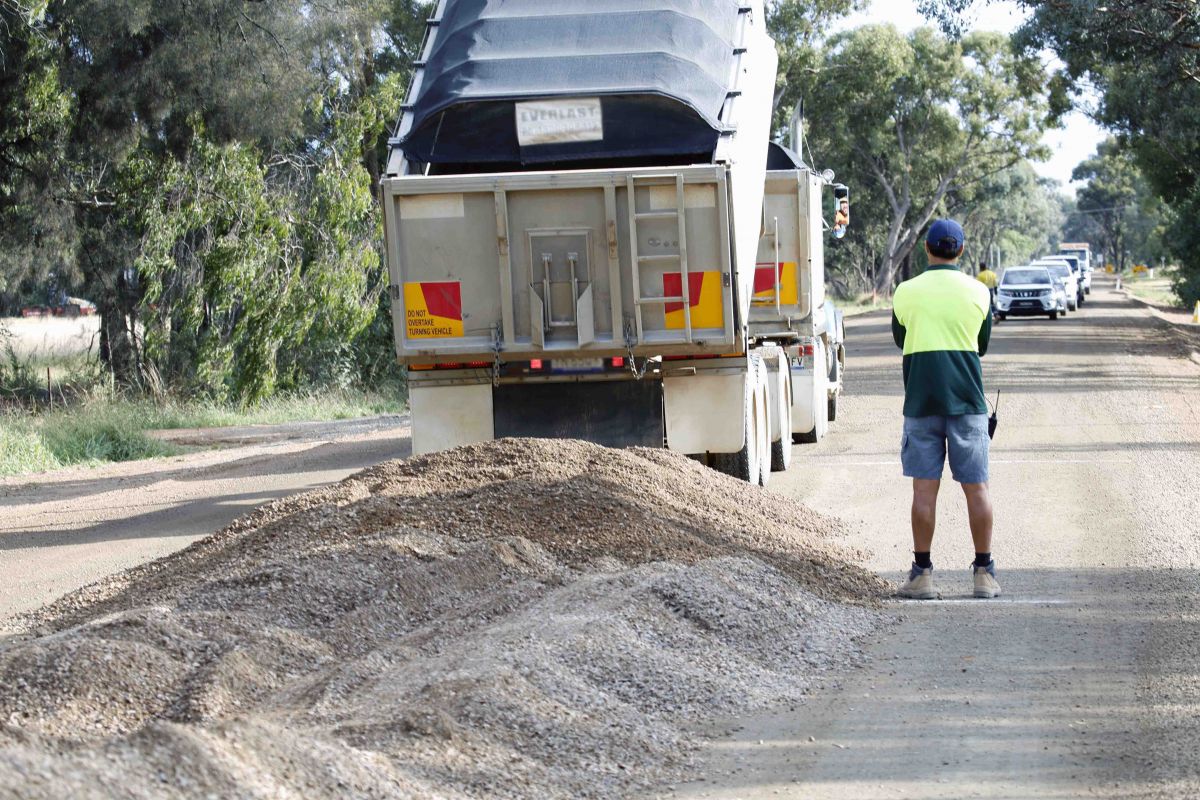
[1048,311,1058,320]
[997,312,1007,321]
[770,363,793,473]
[713,355,762,485]
[827,391,838,423]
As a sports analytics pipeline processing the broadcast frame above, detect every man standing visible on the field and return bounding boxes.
[891,220,1000,600]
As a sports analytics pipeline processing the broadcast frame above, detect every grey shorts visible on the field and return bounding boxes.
[901,414,990,484]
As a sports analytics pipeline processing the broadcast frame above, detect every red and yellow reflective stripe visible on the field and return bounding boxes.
[663,270,724,330]
[404,281,464,339]
[752,261,799,306]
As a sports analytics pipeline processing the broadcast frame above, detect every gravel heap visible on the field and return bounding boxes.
[0,438,889,799]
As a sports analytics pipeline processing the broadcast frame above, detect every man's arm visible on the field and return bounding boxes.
[977,311,992,357]
[892,311,906,350]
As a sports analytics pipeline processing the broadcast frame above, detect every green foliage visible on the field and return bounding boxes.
[799,24,1052,293]
[129,118,382,404]
[950,162,1063,269]
[0,2,435,402]
[921,1,1200,301]
[0,407,178,477]
[1070,138,1173,274]
[767,0,866,131]
[0,388,403,477]
[0,4,74,295]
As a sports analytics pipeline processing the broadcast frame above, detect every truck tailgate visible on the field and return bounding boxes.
[382,165,737,362]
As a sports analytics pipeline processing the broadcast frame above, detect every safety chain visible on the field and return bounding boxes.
[622,317,650,381]
[491,326,503,388]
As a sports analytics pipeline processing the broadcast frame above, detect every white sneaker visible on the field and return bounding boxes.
[898,563,937,599]
[973,562,1001,599]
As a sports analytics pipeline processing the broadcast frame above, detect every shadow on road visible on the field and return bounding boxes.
[668,566,1200,799]
[0,428,412,510]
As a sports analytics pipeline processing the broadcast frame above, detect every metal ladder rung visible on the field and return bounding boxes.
[626,173,692,344]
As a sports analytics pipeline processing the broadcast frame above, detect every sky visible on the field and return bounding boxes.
[833,0,1105,195]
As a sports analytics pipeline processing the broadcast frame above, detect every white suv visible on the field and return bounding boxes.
[996,267,1059,321]
[1038,256,1085,307]
[1037,261,1079,312]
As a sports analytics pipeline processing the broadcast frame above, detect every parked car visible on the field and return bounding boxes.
[996,267,1059,321]
[1037,256,1085,307]
[1038,261,1079,312]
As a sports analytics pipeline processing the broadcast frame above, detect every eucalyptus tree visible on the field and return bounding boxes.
[947,162,1063,269]
[920,0,1200,299]
[800,25,1052,294]
[0,1,72,302]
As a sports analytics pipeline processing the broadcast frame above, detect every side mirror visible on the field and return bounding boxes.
[832,184,849,239]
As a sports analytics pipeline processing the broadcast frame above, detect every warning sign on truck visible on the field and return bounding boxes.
[404,281,464,339]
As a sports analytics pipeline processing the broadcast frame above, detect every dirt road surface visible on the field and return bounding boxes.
[672,278,1200,799]
[3,279,1199,797]
[0,416,410,627]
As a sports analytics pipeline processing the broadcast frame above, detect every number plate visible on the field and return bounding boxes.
[550,358,604,374]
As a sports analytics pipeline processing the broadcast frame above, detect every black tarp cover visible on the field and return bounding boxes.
[398,0,743,165]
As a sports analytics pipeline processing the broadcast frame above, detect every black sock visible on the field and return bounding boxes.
[974,552,992,568]
[914,551,932,569]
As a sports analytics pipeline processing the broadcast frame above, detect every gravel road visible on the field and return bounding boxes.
[3,277,1198,797]
[0,416,411,628]
[670,276,1200,799]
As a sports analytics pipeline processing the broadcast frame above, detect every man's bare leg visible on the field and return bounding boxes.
[899,478,942,598]
[911,478,941,552]
[961,482,993,555]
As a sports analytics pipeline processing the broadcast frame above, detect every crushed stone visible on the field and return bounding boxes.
[0,438,889,798]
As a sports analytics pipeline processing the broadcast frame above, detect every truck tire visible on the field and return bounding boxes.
[713,355,762,485]
[770,361,793,473]
[755,355,772,487]
[828,391,838,423]
[1048,311,1058,320]
[794,342,829,444]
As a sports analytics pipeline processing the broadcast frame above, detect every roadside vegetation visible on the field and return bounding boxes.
[0,387,404,478]
[1123,268,1188,311]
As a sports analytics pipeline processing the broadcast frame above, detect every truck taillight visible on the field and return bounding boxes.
[799,344,815,356]
[610,357,625,368]
[529,359,544,370]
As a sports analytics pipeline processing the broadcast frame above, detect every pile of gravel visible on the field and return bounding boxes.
[0,439,888,799]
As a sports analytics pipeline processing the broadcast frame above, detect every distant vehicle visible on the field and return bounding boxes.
[19,298,96,318]
[996,267,1059,321]
[1059,243,1093,295]
[1039,255,1086,305]
[1036,261,1079,312]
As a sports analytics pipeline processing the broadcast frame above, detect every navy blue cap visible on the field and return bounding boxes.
[926,219,965,253]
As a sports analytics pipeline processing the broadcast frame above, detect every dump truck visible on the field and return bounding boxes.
[381,0,845,483]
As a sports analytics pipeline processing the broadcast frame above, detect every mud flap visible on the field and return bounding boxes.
[493,380,665,449]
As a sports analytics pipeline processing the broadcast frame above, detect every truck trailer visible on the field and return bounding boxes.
[381,0,845,483]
